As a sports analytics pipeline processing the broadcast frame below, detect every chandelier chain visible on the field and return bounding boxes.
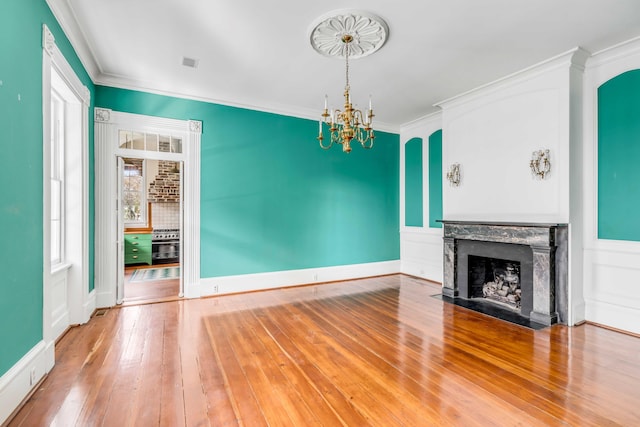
[345,41,350,92]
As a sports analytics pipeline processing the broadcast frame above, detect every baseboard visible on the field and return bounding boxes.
[400,262,442,283]
[569,299,586,327]
[0,341,48,425]
[199,260,400,297]
[83,289,96,323]
[51,309,70,343]
[585,299,640,335]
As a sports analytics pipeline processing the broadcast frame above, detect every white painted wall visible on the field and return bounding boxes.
[583,37,640,335]
[437,49,588,224]
[399,113,443,283]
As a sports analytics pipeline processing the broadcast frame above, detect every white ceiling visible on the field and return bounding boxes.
[49,0,640,130]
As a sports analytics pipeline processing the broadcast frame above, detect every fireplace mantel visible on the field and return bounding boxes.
[439,220,568,326]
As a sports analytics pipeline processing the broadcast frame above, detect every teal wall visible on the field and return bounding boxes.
[598,70,640,241]
[0,0,94,375]
[95,86,400,277]
[404,138,423,227]
[428,130,443,228]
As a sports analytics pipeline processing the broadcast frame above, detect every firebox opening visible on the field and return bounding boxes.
[468,255,521,311]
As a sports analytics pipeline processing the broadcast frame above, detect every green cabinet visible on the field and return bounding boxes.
[124,233,152,265]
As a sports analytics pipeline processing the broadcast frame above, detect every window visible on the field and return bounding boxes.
[50,91,64,265]
[123,158,146,224]
[119,130,182,153]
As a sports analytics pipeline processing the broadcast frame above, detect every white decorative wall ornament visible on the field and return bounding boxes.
[530,149,551,180]
[94,108,111,123]
[188,120,202,134]
[309,10,389,59]
[42,24,55,57]
[446,163,461,187]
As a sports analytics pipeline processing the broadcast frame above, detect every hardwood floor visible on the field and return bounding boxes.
[123,264,180,305]
[7,275,640,426]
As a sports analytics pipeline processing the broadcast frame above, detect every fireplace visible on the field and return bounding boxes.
[469,256,521,309]
[440,221,568,326]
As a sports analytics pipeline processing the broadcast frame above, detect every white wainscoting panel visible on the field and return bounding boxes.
[584,244,640,335]
[400,230,443,283]
[50,267,70,341]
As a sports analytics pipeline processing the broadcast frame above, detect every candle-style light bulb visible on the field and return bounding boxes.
[324,95,328,110]
[368,95,372,111]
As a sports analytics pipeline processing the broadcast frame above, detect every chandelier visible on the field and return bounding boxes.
[309,11,389,153]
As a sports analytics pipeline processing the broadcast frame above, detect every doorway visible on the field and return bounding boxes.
[121,158,183,304]
[116,137,185,304]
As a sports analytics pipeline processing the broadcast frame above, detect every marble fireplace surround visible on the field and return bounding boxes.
[440,221,568,326]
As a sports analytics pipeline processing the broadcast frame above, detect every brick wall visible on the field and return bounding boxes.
[148,161,180,203]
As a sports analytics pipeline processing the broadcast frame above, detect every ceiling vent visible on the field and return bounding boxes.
[181,56,199,69]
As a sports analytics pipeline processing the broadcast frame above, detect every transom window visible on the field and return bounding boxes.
[119,130,182,153]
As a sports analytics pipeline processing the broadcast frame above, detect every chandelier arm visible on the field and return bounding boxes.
[333,109,343,126]
[362,133,374,149]
[319,137,333,150]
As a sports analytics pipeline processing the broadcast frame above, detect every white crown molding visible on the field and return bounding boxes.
[94,74,400,133]
[587,35,640,71]
[435,47,591,111]
[46,0,101,80]
[400,110,442,136]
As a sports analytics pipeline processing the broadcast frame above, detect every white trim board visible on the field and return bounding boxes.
[199,261,401,297]
[0,341,48,425]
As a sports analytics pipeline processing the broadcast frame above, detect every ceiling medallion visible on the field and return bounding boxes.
[309,10,389,59]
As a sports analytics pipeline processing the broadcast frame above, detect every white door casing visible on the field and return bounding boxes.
[116,157,125,304]
[94,110,201,307]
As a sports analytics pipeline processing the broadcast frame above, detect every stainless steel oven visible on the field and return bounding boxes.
[152,228,180,264]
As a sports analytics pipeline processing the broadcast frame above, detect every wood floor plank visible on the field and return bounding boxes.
[218,309,323,426]
[7,275,640,426]
[179,303,215,427]
[204,309,268,426]
[253,307,372,427]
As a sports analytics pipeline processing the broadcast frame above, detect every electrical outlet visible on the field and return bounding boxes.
[30,367,36,386]
[313,273,318,281]
[213,284,218,293]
